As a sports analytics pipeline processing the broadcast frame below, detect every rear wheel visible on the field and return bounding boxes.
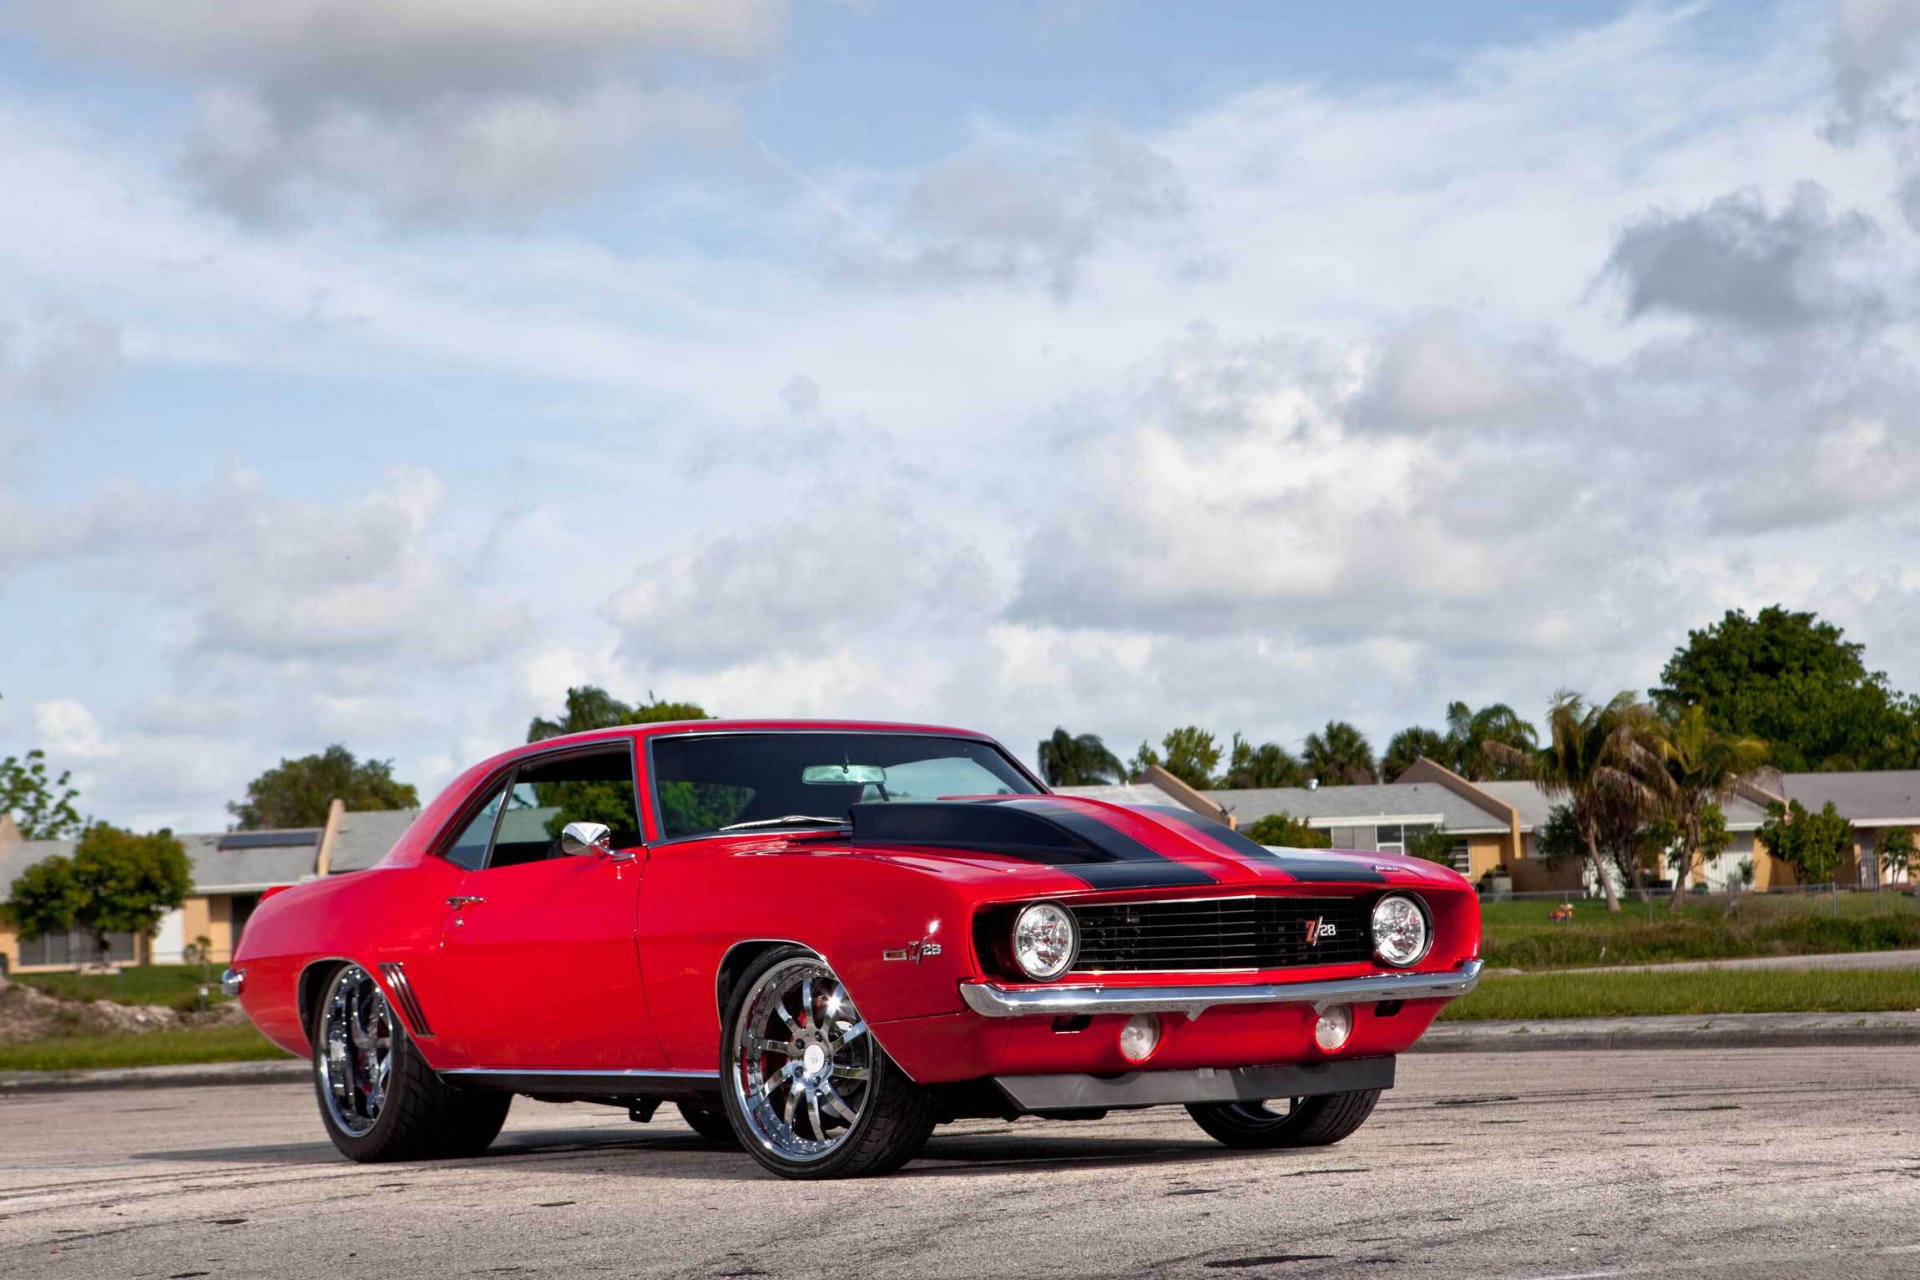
[718,947,936,1179]
[1186,1090,1381,1149]
[676,1101,739,1144]
[311,963,511,1162]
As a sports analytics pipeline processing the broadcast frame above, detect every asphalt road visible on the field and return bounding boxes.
[2,1048,1916,1280]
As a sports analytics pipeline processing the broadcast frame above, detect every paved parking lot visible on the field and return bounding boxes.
[2,1047,1916,1279]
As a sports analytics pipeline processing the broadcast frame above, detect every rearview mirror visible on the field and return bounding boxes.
[802,764,887,785]
[560,821,612,857]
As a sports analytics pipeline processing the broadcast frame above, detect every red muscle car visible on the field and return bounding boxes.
[227,720,1482,1179]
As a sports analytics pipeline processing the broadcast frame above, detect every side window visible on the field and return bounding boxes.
[486,749,642,869]
[444,783,507,871]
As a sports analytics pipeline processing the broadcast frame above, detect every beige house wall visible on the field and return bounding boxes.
[1509,856,1586,894]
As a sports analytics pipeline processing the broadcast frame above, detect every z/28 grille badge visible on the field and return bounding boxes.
[1304,918,1337,946]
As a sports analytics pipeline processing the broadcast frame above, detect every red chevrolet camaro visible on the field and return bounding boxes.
[227,720,1482,1179]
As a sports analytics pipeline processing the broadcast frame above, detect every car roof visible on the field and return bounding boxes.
[521,718,995,753]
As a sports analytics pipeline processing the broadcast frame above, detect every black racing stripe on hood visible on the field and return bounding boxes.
[848,800,1217,889]
[1142,805,1389,884]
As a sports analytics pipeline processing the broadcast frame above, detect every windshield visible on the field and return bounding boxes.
[649,732,1042,839]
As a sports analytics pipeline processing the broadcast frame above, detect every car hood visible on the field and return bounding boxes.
[842,796,1466,894]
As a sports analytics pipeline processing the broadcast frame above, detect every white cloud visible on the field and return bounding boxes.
[31,699,116,761]
[7,0,787,223]
[607,505,1000,670]
[1601,182,1885,328]
[0,302,124,407]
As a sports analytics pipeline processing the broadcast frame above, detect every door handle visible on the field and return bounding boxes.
[446,895,486,908]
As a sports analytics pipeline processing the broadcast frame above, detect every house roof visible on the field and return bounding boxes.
[179,830,320,893]
[1469,780,1771,832]
[1781,771,1920,826]
[0,839,77,896]
[1053,782,1187,810]
[329,808,423,873]
[1202,783,1509,834]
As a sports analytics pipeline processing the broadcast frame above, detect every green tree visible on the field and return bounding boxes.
[1036,729,1126,787]
[1879,826,1915,885]
[1651,704,1767,906]
[527,686,710,741]
[1243,812,1331,848]
[229,746,419,829]
[528,687,713,839]
[1218,734,1307,789]
[1406,825,1460,868]
[1759,799,1855,885]
[1303,720,1376,786]
[1,742,85,840]
[1495,692,1664,912]
[1127,740,1161,780]
[1654,606,1920,771]
[1380,726,1447,782]
[3,825,192,963]
[1443,701,1539,781]
[1156,726,1223,790]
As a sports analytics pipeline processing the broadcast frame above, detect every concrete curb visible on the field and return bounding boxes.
[1411,1009,1920,1053]
[0,1056,306,1093]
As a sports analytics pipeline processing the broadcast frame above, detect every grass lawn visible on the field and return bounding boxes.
[1480,893,1920,969]
[1440,966,1920,1021]
[0,1023,291,1073]
[17,964,233,1013]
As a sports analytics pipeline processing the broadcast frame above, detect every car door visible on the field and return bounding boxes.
[429,746,665,1070]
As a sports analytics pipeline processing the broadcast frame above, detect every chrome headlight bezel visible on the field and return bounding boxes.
[1011,900,1079,982]
[1370,893,1432,968]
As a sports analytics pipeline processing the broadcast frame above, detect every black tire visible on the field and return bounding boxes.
[718,946,936,1179]
[1186,1090,1381,1150]
[676,1101,740,1144]
[310,963,511,1163]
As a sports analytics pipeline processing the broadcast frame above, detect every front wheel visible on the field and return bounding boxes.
[718,947,936,1179]
[1186,1090,1381,1149]
[311,963,511,1162]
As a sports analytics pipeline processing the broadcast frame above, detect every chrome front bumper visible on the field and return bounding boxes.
[959,958,1483,1020]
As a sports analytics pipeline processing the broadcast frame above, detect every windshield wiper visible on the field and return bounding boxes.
[717,814,850,833]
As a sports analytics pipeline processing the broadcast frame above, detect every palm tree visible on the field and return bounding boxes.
[1444,701,1539,781]
[1303,721,1377,786]
[1494,692,1664,912]
[1655,704,1767,908]
[1381,725,1448,781]
[1219,734,1308,788]
[1036,729,1126,787]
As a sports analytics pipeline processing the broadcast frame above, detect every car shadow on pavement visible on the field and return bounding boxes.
[126,1125,1261,1182]
[906,1131,1241,1178]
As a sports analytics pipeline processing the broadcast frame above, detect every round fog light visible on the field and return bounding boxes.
[1314,1004,1354,1052]
[1118,1013,1162,1063]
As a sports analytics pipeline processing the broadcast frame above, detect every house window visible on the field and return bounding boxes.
[1375,823,1437,855]
[17,928,137,967]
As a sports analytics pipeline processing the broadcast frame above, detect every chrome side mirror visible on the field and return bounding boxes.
[560,821,612,857]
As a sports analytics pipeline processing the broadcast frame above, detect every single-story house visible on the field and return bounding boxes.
[0,801,428,973]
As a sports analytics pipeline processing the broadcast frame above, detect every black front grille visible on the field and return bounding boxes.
[1071,896,1375,972]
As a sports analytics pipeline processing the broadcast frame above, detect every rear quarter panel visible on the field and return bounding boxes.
[231,859,463,1058]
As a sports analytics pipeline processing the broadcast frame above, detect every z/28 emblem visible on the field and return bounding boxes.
[1303,918,1337,946]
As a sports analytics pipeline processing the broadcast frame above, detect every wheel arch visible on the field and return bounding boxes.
[713,937,922,1084]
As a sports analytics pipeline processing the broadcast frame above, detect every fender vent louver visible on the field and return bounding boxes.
[379,962,434,1037]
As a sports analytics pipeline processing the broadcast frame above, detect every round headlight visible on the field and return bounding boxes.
[1011,901,1078,981]
[1371,894,1430,967]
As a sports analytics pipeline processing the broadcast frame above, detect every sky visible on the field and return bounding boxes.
[3,0,1920,832]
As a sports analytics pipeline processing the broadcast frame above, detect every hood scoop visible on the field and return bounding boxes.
[847,799,1217,889]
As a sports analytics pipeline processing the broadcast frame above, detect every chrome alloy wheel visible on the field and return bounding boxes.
[318,964,395,1138]
[730,957,872,1162]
